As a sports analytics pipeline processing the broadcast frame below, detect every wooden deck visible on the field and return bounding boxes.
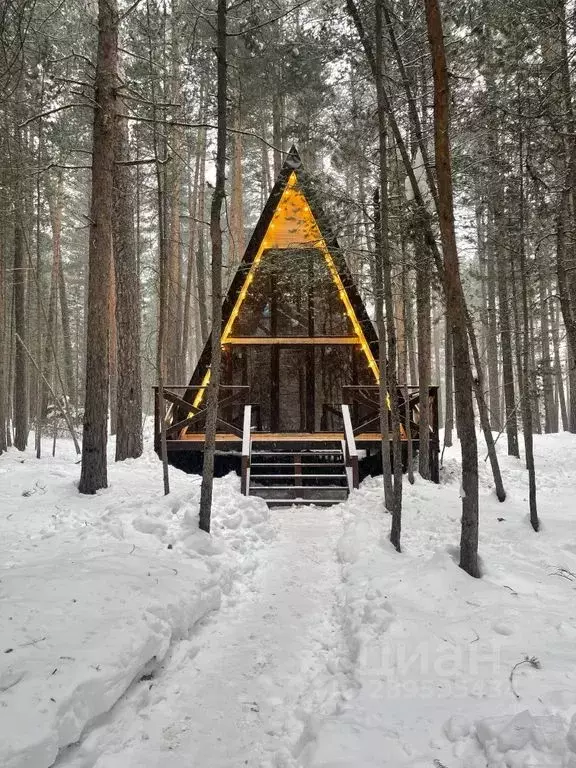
[173,431,408,445]
[154,387,439,483]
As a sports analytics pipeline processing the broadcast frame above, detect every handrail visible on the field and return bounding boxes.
[241,405,252,495]
[341,404,359,491]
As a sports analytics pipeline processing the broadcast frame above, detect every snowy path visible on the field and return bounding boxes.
[58,507,348,768]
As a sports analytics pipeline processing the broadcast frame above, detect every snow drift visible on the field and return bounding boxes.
[0,443,274,768]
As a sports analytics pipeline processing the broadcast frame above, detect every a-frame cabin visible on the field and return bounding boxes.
[154,147,439,506]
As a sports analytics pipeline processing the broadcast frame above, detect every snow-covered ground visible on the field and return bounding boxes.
[310,433,576,768]
[0,440,274,768]
[1,432,576,768]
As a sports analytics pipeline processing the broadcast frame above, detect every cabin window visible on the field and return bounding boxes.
[231,248,357,339]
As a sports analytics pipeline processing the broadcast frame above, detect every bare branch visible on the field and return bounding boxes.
[119,113,284,153]
[19,103,92,128]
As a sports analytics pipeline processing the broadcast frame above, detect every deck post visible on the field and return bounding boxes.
[241,404,252,495]
[153,386,160,453]
[342,404,359,490]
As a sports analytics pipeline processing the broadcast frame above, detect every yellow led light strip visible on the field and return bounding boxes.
[189,172,380,418]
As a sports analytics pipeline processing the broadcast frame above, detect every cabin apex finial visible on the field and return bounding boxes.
[284,145,302,169]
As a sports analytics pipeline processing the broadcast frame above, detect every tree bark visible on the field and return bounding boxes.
[415,218,431,479]
[199,0,226,533]
[181,123,202,375]
[444,313,453,447]
[539,265,556,432]
[373,190,394,513]
[195,127,208,349]
[551,295,568,430]
[0,235,7,453]
[495,208,520,456]
[13,219,28,451]
[109,263,117,435]
[484,206,501,430]
[44,173,63,419]
[79,0,118,494]
[113,112,143,461]
[229,101,245,270]
[58,261,75,408]
[517,115,539,531]
[424,0,480,578]
[375,0,402,548]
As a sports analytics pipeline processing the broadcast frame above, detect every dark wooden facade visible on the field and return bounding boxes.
[154,147,440,498]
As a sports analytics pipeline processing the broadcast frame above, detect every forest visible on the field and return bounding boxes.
[2,0,576,575]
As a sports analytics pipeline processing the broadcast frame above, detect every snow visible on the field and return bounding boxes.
[2,431,576,768]
[308,433,576,768]
[55,507,348,768]
[0,441,274,768]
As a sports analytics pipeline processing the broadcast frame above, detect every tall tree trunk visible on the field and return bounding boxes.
[166,155,182,383]
[539,265,556,432]
[405,274,417,383]
[79,0,118,494]
[34,105,45,459]
[44,173,63,418]
[496,211,520,456]
[58,262,75,408]
[374,191,394,512]
[517,115,539,531]
[557,184,576,432]
[485,207,501,430]
[229,101,245,270]
[550,0,576,432]
[551,294,568,430]
[181,123,202,375]
[375,0,402,548]
[467,303,507,501]
[0,234,6,453]
[425,0,480,578]
[113,113,143,461]
[261,120,271,205]
[272,91,283,178]
[444,313,454,447]
[199,0,226,533]
[109,266,118,435]
[165,0,183,383]
[195,127,208,349]
[415,218,431,479]
[13,219,28,451]
[402,253,415,482]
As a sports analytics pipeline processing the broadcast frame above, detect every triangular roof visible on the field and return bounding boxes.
[187,146,379,408]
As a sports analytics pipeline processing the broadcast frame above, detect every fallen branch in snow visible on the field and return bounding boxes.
[19,635,47,649]
[22,481,47,497]
[509,655,541,699]
[5,635,47,654]
[551,567,576,582]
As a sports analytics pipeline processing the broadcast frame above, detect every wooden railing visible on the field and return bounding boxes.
[342,384,440,482]
[341,404,359,491]
[343,385,439,438]
[241,405,252,495]
[153,384,250,445]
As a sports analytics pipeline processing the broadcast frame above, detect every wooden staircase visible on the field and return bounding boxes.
[248,442,349,507]
[241,405,359,508]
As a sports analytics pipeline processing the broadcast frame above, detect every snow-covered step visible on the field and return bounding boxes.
[256,497,342,507]
[250,486,348,501]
